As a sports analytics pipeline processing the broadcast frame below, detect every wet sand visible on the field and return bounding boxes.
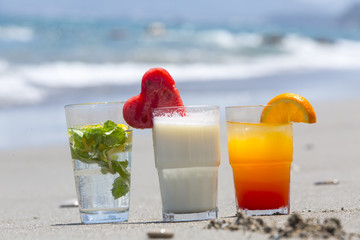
[1,99,360,239]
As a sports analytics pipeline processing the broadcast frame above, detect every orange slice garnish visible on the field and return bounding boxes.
[261,93,316,123]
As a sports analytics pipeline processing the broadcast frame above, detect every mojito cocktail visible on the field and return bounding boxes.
[65,102,133,224]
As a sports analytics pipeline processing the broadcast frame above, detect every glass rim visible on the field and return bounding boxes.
[153,105,219,111]
[64,101,126,109]
[225,104,294,125]
[225,105,270,110]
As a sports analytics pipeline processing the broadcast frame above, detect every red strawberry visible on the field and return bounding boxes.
[123,68,184,129]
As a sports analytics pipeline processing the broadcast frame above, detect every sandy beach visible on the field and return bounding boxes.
[1,98,360,239]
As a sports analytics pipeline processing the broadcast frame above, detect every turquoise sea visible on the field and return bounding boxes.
[1,15,360,149]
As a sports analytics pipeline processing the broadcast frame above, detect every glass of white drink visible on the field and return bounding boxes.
[152,105,221,222]
[65,102,133,224]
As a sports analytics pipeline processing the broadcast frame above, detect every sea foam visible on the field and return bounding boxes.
[1,34,360,107]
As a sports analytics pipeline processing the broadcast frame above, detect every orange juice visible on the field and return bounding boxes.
[227,121,292,213]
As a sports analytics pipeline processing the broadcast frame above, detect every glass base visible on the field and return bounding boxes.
[80,210,129,224]
[162,208,218,222]
[240,206,289,217]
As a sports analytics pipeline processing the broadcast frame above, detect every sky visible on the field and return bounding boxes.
[0,0,359,22]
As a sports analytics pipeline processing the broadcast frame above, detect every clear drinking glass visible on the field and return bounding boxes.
[226,105,293,216]
[152,105,221,222]
[64,102,133,224]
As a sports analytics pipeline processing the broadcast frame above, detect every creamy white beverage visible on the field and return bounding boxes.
[152,107,220,216]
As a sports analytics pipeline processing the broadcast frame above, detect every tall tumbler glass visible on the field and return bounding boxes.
[226,106,293,216]
[65,102,133,224]
[152,105,221,222]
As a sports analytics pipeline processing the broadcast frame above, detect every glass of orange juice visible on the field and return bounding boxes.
[226,105,293,216]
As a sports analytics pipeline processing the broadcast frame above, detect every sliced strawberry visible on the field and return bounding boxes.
[123,68,184,129]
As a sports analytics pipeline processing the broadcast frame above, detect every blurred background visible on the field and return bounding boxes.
[1,0,360,150]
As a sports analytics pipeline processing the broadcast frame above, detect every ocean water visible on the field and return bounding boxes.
[1,16,360,150]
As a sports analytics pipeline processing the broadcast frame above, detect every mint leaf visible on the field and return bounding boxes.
[68,120,131,199]
[103,123,126,148]
[113,160,130,180]
[111,160,130,199]
[103,120,116,129]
